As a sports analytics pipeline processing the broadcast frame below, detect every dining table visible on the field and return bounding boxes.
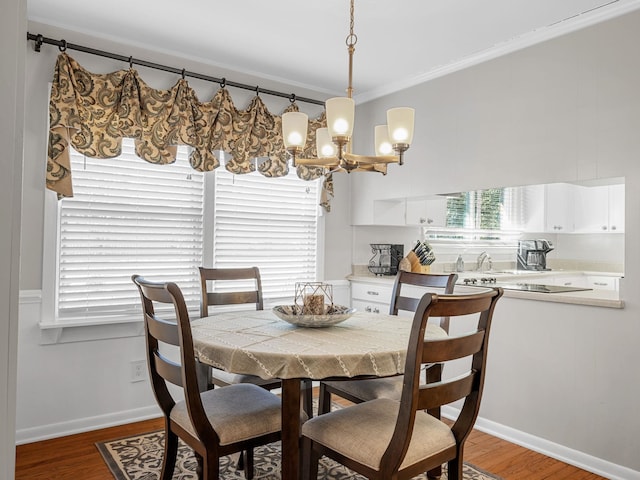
[190,307,448,480]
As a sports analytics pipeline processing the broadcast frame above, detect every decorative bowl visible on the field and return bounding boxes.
[272,304,356,328]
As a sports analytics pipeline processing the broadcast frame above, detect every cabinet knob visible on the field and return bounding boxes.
[419,217,426,224]
[365,306,372,312]
[373,307,380,314]
[366,290,379,296]
[602,225,607,231]
[427,218,434,224]
[611,225,617,231]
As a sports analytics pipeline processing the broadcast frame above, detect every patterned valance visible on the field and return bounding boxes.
[46,53,334,209]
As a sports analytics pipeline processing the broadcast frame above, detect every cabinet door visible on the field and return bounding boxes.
[573,184,624,233]
[573,185,608,233]
[545,183,575,232]
[373,199,406,226]
[405,197,447,226]
[608,184,624,233]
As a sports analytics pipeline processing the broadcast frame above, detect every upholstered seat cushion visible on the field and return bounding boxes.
[302,398,455,471]
[210,368,279,387]
[324,375,404,401]
[170,383,282,446]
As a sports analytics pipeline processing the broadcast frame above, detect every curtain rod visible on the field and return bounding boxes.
[26,32,326,107]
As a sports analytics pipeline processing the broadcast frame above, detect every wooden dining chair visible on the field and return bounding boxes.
[318,271,458,415]
[132,275,282,480]
[302,287,503,480]
[199,266,313,416]
[199,267,281,391]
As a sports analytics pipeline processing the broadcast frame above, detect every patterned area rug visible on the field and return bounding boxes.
[96,430,502,480]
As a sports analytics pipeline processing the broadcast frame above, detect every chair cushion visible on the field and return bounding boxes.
[325,375,404,401]
[170,383,282,446]
[210,368,279,387]
[302,398,455,471]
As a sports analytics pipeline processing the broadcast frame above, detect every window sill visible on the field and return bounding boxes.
[38,317,145,345]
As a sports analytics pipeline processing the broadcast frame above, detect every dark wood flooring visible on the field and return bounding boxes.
[15,394,607,480]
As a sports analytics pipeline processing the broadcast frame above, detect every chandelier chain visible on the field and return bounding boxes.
[346,0,357,48]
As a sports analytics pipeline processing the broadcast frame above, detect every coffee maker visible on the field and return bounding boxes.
[516,239,554,271]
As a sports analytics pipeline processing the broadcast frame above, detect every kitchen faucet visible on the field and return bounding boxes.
[477,251,493,273]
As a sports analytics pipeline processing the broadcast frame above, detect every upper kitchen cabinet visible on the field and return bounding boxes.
[544,183,575,233]
[573,183,625,233]
[405,196,448,226]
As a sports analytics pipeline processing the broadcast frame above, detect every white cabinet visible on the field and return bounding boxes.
[350,281,393,314]
[546,274,619,291]
[405,197,448,226]
[545,183,575,233]
[586,276,619,291]
[573,184,624,233]
[372,199,406,226]
[608,184,625,233]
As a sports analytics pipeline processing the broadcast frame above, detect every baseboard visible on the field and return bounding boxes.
[442,406,640,480]
[15,405,162,445]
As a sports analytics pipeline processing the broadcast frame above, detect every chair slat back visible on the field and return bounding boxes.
[420,330,486,364]
[153,350,184,387]
[389,271,458,331]
[132,275,211,438]
[382,287,503,472]
[417,371,476,411]
[199,267,263,317]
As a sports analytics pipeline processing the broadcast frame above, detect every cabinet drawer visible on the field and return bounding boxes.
[587,276,618,291]
[351,282,393,302]
[351,299,389,314]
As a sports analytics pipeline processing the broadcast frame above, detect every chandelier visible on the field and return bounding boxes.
[282,0,415,173]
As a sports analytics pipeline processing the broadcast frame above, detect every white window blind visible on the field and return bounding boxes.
[212,169,320,302]
[57,139,204,321]
[426,187,526,246]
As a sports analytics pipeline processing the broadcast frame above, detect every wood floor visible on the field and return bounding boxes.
[15,397,607,480]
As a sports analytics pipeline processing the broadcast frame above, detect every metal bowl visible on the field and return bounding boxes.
[272,304,356,328]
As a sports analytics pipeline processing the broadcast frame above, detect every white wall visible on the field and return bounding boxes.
[2,0,25,477]
[350,9,640,477]
[15,8,640,479]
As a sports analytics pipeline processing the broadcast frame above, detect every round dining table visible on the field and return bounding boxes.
[191,308,447,480]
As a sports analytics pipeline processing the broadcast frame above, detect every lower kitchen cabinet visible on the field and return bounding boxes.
[350,280,393,314]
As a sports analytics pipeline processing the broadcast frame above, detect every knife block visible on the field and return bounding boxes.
[407,251,431,274]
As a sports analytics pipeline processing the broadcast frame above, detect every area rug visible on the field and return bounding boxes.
[96,430,501,480]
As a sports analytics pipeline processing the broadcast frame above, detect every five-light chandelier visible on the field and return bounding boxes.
[282,0,415,173]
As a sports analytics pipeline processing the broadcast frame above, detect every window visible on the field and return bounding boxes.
[423,187,526,247]
[445,187,525,232]
[212,169,320,304]
[45,139,322,327]
[54,139,204,322]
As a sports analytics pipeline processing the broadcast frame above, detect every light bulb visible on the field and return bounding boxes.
[387,107,414,146]
[282,112,308,149]
[326,97,355,139]
[375,125,393,156]
[316,127,337,158]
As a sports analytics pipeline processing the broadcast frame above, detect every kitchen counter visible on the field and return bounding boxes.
[347,272,625,309]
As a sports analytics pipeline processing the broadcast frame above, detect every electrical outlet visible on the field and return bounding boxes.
[130,360,147,383]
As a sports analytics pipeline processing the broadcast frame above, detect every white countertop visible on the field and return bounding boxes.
[347,272,625,309]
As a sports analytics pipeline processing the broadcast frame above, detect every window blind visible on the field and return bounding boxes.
[212,169,319,302]
[444,187,526,231]
[57,140,204,320]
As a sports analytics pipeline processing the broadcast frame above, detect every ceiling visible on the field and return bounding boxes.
[27,0,640,102]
